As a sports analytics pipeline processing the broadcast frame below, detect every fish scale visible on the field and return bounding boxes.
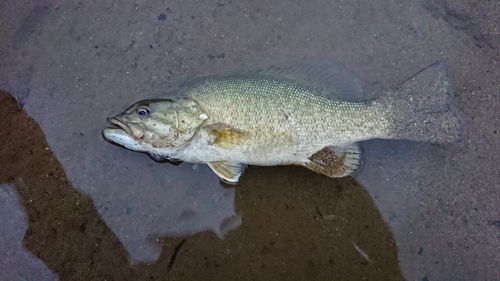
[188,77,391,150]
[103,62,462,183]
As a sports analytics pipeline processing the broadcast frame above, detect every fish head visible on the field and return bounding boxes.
[103,98,207,159]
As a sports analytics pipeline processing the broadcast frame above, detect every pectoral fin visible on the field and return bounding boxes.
[303,144,360,178]
[204,123,246,148]
[208,161,246,184]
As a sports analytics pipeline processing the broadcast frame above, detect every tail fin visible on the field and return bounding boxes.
[387,63,462,143]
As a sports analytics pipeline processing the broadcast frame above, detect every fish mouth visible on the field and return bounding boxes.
[107,117,131,135]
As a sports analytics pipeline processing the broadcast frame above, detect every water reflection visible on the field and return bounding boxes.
[0,183,58,281]
[91,158,242,263]
[1,90,403,279]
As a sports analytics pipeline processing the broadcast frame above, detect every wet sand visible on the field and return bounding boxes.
[1,0,500,280]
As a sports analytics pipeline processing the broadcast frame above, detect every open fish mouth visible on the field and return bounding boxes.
[103,117,145,151]
[107,117,132,135]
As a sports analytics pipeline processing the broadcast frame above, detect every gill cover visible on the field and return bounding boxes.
[158,97,208,148]
[172,97,209,145]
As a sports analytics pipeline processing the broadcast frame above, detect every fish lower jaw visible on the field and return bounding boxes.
[107,117,132,135]
[102,128,147,152]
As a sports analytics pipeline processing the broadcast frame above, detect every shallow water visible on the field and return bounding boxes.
[1,1,499,280]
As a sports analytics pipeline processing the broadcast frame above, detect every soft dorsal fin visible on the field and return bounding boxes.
[208,161,246,183]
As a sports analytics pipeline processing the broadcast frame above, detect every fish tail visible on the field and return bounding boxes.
[386,63,462,143]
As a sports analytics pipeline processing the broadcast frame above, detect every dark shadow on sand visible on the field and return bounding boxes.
[0,90,404,280]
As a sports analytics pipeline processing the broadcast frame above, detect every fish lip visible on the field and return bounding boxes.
[107,117,131,135]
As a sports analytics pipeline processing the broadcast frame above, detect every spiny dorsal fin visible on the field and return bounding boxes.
[204,123,246,147]
[304,144,360,178]
[256,60,369,102]
[208,161,246,183]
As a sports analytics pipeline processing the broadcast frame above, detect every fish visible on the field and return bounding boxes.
[103,62,462,183]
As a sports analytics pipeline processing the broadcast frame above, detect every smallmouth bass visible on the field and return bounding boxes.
[103,62,462,183]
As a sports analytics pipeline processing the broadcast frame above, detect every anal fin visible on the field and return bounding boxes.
[303,144,360,178]
[207,161,246,184]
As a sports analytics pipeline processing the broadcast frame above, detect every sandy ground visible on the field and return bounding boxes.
[1,0,499,280]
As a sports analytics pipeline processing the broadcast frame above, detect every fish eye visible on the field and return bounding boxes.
[136,106,151,118]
